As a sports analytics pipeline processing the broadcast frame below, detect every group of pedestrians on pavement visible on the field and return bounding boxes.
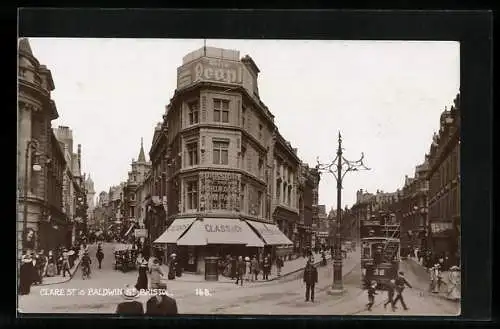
[18,242,89,295]
[114,253,179,315]
[231,254,284,285]
[403,247,461,301]
[427,256,461,299]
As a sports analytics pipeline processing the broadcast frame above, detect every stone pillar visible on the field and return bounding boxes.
[18,103,32,258]
[18,103,32,195]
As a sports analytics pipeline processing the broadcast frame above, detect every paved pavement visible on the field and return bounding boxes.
[399,258,461,303]
[17,247,353,314]
[168,251,333,283]
[18,245,458,316]
[37,253,84,286]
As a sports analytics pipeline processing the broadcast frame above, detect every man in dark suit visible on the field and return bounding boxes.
[393,271,413,311]
[303,260,318,302]
[146,282,178,315]
[115,284,144,315]
[235,256,245,286]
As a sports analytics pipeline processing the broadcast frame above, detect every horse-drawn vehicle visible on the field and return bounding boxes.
[113,244,138,272]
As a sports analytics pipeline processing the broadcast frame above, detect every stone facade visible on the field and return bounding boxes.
[123,138,152,238]
[312,205,329,248]
[85,174,96,226]
[53,126,88,246]
[296,165,319,252]
[18,38,68,256]
[400,159,430,253]
[427,93,461,263]
[147,47,316,267]
[346,189,402,243]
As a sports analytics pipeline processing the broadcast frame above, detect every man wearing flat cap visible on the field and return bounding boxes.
[392,271,412,311]
[145,282,178,315]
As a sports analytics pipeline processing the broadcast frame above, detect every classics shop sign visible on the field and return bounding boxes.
[193,58,244,84]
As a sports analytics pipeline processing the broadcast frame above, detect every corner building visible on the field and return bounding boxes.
[154,47,299,273]
[18,38,67,256]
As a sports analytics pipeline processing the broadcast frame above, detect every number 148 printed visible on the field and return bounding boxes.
[195,288,213,297]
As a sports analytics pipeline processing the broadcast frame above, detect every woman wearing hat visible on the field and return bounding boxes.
[167,254,177,280]
[447,266,460,300]
[61,250,72,278]
[150,258,165,289]
[19,253,34,295]
[135,259,149,291]
[430,263,441,293]
[262,256,271,280]
[244,257,251,282]
[46,250,57,277]
[115,284,144,315]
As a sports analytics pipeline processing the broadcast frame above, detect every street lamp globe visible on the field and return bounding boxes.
[32,164,42,172]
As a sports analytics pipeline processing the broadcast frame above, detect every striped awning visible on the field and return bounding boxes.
[245,220,293,246]
[176,218,265,247]
[154,217,197,244]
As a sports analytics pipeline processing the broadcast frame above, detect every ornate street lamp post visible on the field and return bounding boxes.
[316,132,370,292]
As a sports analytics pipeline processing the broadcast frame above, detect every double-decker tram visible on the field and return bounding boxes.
[360,212,400,290]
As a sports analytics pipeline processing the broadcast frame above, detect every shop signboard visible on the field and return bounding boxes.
[177,57,255,96]
[134,229,147,238]
[204,223,243,233]
[178,57,243,88]
[430,222,453,234]
[276,245,293,257]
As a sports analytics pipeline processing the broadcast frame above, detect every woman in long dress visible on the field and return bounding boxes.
[149,259,164,289]
[430,264,441,293]
[46,250,57,277]
[135,259,149,291]
[447,266,461,300]
[19,254,34,295]
[244,257,251,281]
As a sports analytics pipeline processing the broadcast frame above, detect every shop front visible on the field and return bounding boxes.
[153,217,198,270]
[176,217,264,274]
[155,217,265,274]
[272,207,299,247]
[245,220,293,260]
[316,231,329,250]
[429,221,455,256]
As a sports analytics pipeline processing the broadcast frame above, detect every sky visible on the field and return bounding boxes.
[27,38,460,210]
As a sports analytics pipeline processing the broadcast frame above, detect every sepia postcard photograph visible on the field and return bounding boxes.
[17,37,461,316]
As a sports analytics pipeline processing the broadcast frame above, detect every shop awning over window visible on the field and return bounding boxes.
[154,217,197,244]
[245,220,293,246]
[176,218,265,247]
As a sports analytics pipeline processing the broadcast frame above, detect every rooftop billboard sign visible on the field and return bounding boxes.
[178,57,244,89]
